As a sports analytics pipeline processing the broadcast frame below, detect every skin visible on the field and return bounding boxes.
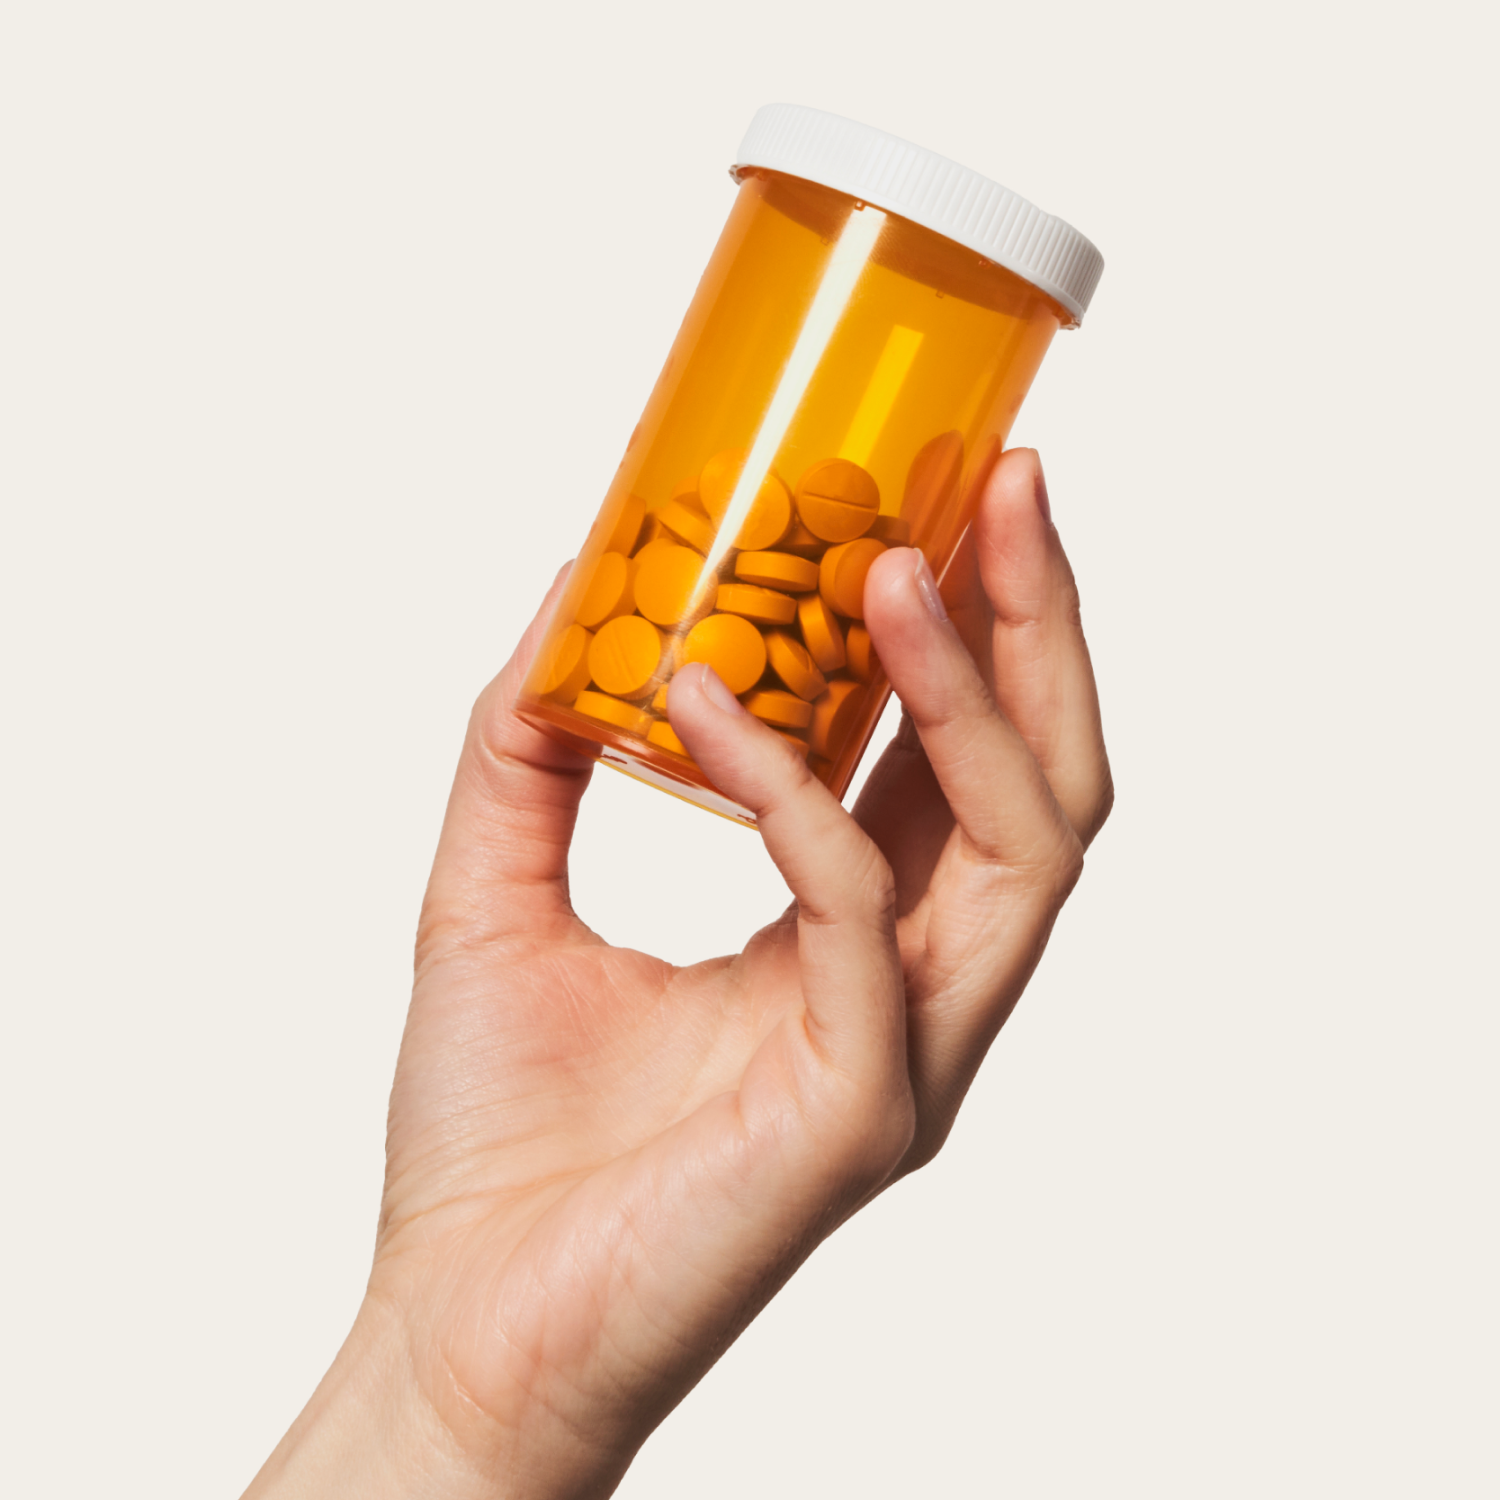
[245,448,1112,1499]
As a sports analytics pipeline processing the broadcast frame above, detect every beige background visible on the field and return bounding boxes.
[2,1,1495,1494]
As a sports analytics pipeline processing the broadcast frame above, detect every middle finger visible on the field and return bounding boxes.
[861,546,1080,883]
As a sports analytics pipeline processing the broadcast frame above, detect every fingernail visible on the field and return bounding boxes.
[1034,460,1052,524]
[698,664,745,715]
[912,551,948,623]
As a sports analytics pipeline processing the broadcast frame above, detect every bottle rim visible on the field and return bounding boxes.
[732,104,1104,326]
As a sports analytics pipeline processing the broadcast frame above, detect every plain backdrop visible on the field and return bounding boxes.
[2,1,1496,1495]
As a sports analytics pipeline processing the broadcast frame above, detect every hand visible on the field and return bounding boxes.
[245,448,1112,1499]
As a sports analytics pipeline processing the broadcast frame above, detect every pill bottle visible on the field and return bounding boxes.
[516,104,1103,825]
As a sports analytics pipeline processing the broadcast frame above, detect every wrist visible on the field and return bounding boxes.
[243,1287,645,1500]
[242,1296,491,1500]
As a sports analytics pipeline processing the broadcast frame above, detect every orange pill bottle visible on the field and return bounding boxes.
[517,104,1103,825]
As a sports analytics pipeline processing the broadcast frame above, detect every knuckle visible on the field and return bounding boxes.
[1064,589,1084,632]
[1056,566,1084,632]
[855,846,899,927]
[840,1085,917,1190]
[797,832,896,929]
[884,1089,920,1171]
[463,689,513,785]
[899,1122,950,1177]
[1052,827,1086,902]
[1088,770,1116,843]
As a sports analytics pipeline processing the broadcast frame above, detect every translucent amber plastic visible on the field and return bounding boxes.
[516,168,1065,825]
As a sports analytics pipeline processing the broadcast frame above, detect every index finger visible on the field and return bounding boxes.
[418,564,597,964]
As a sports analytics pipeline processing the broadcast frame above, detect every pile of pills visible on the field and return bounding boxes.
[537,449,913,777]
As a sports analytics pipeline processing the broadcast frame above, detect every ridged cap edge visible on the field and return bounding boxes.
[733,104,1103,324]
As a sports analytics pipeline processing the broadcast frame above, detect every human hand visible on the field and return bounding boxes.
[245,447,1111,1499]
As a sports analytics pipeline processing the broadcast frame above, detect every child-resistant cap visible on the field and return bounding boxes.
[732,103,1104,324]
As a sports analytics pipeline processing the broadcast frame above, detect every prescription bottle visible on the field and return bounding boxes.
[516,104,1103,825]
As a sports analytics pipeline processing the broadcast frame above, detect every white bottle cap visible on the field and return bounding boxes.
[733,104,1103,325]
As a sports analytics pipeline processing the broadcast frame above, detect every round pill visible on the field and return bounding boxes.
[819,538,886,620]
[633,536,678,569]
[796,592,846,673]
[604,493,646,556]
[697,448,747,518]
[845,624,881,683]
[716,581,797,626]
[903,431,964,528]
[539,622,594,703]
[651,682,671,713]
[678,612,767,696]
[647,720,693,759]
[795,458,880,543]
[659,495,714,554]
[733,474,792,551]
[635,543,712,627]
[573,689,653,738]
[779,519,827,558]
[743,689,813,730]
[700,448,793,540]
[736,550,819,592]
[588,615,664,699]
[809,679,866,758]
[574,551,637,629]
[764,630,827,702]
[868,514,911,546]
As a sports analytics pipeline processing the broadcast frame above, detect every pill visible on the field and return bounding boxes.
[779,520,827,558]
[774,731,810,760]
[819,538,886,620]
[659,495,715,553]
[633,513,670,552]
[678,612,767,695]
[796,591,846,673]
[732,474,792,551]
[764,630,827,702]
[794,457,880,543]
[743,689,813,730]
[697,449,748,517]
[736,550,819,592]
[903,431,964,530]
[539,622,594,703]
[716,581,797,626]
[809,679,865,758]
[635,543,712,627]
[633,535,679,569]
[868,514,911,546]
[604,493,646,556]
[845,624,881,683]
[700,448,794,547]
[574,689,654,737]
[651,683,671,713]
[574,551,637,629]
[588,614,665,699]
[647,720,693,758]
